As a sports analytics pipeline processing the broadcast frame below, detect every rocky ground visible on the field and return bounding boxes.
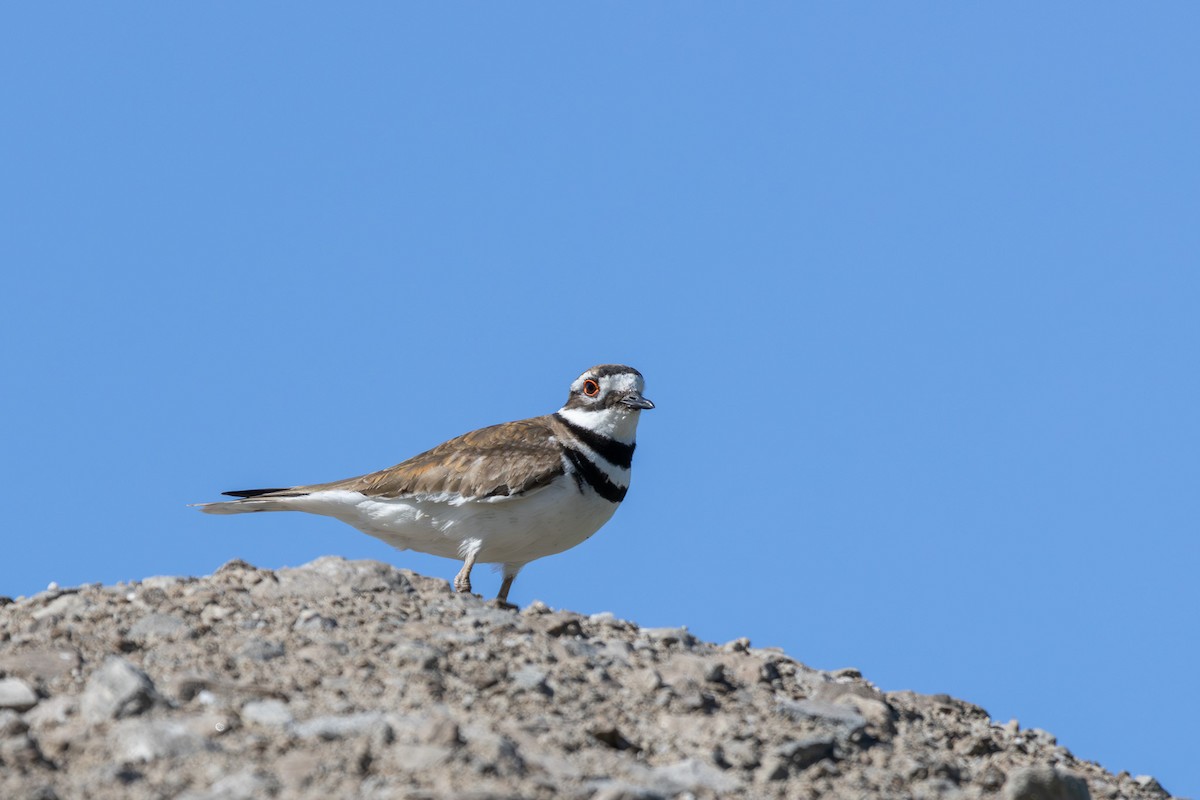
[0,557,1177,800]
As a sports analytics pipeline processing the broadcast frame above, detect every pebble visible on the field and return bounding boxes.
[80,656,158,722]
[1003,765,1090,800]
[0,709,29,737]
[114,718,214,762]
[241,699,294,727]
[0,678,39,712]
[127,612,187,640]
[290,711,391,741]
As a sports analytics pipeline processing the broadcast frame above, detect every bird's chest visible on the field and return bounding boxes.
[468,475,621,561]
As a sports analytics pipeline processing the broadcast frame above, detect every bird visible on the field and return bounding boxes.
[195,364,654,604]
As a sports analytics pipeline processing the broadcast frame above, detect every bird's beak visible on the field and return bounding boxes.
[621,393,655,410]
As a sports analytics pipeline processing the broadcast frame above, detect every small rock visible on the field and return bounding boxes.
[237,638,285,661]
[542,612,584,638]
[293,609,338,631]
[722,637,751,653]
[127,613,187,640]
[0,677,39,711]
[23,695,75,728]
[240,699,294,727]
[0,709,29,737]
[200,604,233,624]
[591,725,635,751]
[114,718,216,762]
[141,575,183,591]
[269,556,414,597]
[639,626,696,647]
[1004,765,1091,800]
[714,738,760,770]
[290,711,390,741]
[649,757,741,794]
[80,657,159,722]
[30,593,87,621]
[777,698,867,737]
[388,640,443,669]
[0,649,80,682]
[0,730,48,768]
[462,726,525,777]
[979,764,1007,792]
[1133,775,1168,796]
[510,664,552,696]
[419,716,462,748]
[777,736,836,769]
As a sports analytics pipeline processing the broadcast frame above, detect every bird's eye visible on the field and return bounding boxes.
[582,379,600,397]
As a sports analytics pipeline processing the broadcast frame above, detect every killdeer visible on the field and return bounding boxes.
[196,365,654,603]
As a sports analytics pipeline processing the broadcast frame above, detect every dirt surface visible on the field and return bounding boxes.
[0,557,1177,799]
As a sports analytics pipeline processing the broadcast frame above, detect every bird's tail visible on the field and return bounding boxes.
[191,488,301,515]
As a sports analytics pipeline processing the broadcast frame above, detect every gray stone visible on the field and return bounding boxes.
[462,725,525,776]
[388,640,444,669]
[1133,775,1168,796]
[777,698,867,736]
[290,711,390,740]
[23,695,74,728]
[714,738,761,769]
[267,556,414,597]
[141,576,184,591]
[639,626,696,647]
[0,648,80,682]
[510,664,551,695]
[127,612,187,640]
[419,715,463,748]
[80,657,158,722]
[1004,765,1091,800]
[113,718,216,762]
[648,757,741,794]
[30,592,87,621]
[0,709,29,737]
[760,736,838,780]
[237,638,285,661]
[777,736,836,769]
[292,609,338,631]
[0,729,47,768]
[0,677,39,711]
[240,699,294,727]
[461,605,521,630]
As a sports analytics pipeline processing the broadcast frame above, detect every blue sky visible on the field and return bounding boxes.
[3,4,1197,795]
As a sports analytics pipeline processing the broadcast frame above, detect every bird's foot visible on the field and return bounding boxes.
[486,598,519,612]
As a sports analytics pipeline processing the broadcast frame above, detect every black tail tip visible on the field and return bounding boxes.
[221,488,289,499]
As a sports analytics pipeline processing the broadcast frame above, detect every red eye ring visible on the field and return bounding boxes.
[582,379,600,397]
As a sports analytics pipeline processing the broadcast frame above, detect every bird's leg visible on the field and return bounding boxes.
[453,550,477,594]
[494,562,525,606]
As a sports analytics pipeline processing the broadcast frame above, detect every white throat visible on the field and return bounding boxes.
[556,406,641,444]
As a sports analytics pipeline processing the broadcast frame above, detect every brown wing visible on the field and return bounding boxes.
[291,415,565,501]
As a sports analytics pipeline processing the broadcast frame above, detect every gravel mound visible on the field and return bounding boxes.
[0,557,1175,799]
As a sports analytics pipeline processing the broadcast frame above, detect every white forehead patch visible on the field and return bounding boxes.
[571,370,644,396]
[601,372,643,395]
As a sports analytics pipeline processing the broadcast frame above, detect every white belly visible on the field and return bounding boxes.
[286,477,620,566]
